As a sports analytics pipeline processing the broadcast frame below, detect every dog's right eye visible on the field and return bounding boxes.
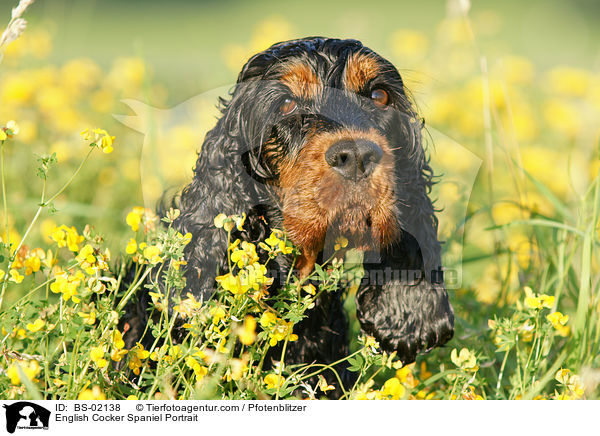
[280,98,298,116]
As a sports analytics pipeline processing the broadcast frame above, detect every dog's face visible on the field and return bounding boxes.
[229,38,424,269]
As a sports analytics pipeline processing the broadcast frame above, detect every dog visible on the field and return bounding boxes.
[131,36,454,388]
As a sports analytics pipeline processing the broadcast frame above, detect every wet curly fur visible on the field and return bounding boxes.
[129,37,454,388]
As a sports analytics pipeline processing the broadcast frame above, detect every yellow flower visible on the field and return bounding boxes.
[6,120,19,137]
[302,283,316,295]
[23,250,42,275]
[185,356,209,380]
[126,209,142,231]
[111,349,128,362]
[382,377,406,400]
[264,373,284,389]
[547,311,570,336]
[334,236,348,251]
[524,286,555,310]
[6,360,41,385]
[238,316,257,346]
[213,213,228,229]
[210,306,227,325]
[149,291,165,311]
[143,244,162,264]
[264,232,280,247]
[0,130,6,141]
[174,293,203,318]
[363,335,380,351]
[317,375,335,393]
[451,348,479,372]
[78,310,97,325]
[78,385,106,400]
[259,312,278,329]
[81,127,115,153]
[50,225,84,252]
[396,363,418,388]
[26,319,45,332]
[90,347,108,368]
[112,330,125,349]
[216,272,250,295]
[230,241,259,267]
[266,319,298,347]
[9,269,24,283]
[50,272,83,302]
[127,395,138,400]
[555,368,584,398]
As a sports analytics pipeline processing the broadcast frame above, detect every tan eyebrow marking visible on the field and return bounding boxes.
[280,61,322,99]
[343,52,380,92]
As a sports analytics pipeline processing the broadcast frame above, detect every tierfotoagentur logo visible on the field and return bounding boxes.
[2,402,50,433]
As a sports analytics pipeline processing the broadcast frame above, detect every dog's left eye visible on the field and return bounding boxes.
[370,88,389,108]
[280,98,298,116]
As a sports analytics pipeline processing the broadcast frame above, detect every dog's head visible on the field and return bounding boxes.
[180,37,453,362]
[219,37,433,272]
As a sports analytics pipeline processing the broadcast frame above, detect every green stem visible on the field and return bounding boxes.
[44,147,94,206]
[116,267,153,312]
[1,140,8,248]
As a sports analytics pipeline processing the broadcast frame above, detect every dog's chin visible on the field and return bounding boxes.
[329,208,388,252]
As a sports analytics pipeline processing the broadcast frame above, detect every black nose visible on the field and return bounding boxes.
[325,139,383,181]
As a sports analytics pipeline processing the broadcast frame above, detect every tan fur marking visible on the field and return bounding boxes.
[280,62,322,99]
[344,52,380,92]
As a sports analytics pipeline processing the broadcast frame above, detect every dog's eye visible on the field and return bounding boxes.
[370,88,389,108]
[280,98,298,116]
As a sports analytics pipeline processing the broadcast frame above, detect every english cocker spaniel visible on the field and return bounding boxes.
[140,37,454,385]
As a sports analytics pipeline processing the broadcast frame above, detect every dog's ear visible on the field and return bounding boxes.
[171,82,267,300]
[356,105,454,363]
[357,235,454,364]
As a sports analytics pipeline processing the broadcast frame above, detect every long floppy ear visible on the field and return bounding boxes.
[356,111,454,363]
[170,81,267,300]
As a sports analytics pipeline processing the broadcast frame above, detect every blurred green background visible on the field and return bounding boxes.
[5,0,600,100]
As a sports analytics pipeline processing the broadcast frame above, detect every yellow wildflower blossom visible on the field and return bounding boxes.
[26,319,45,332]
[555,368,584,399]
[81,127,115,153]
[112,330,125,349]
[264,373,284,389]
[142,244,162,264]
[50,272,83,302]
[302,283,316,295]
[547,311,570,336]
[334,236,349,251]
[524,286,555,310]
[124,238,137,254]
[90,347,108,368]
[78,310,96,325]
[317,375,335,393]
[451,348,479,372]
[6,360,41,385]
[174,293,203,318]
[382,377,406,400]
[78,385,106,400]
[238,315,257,346]
[50,225,84,252]
[9,269,24,283]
